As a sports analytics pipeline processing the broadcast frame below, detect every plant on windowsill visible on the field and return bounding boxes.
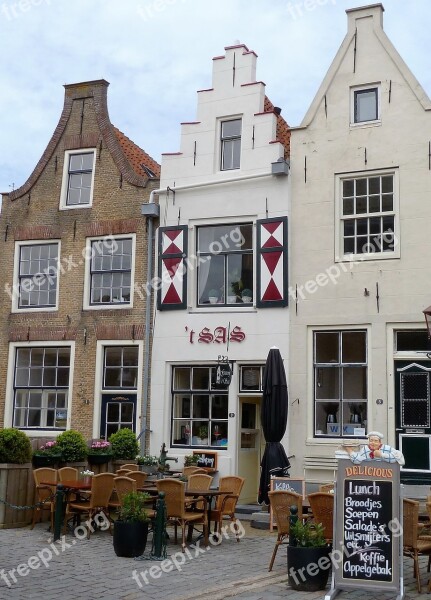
[287,518,331,591]
[113,491,151,558]
[32,440,62,467]
[109,428,139,460]
[208,289,219,304]
[198,425,208,444]
[87,440,113,464]
[241,288,252,303]
[56,430,88,464]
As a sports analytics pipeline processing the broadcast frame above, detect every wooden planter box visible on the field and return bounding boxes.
[0,463,34,529]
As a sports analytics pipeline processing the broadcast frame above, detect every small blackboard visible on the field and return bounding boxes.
[326,459,401,599]
[192,450,217,470]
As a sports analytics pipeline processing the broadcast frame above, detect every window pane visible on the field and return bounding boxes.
[193,395,209,419]
[198,254,224,304]
[173,367,190,390]
[396,331,429,352]
[355,89,377,122]
[192,368,210,390]
[105,347,122,366]
[343,367,367,399]
[222,119,241,138]
[343,180,354,197]
[241,367,261,391]
[342,331,366,362]
[315,332,339,363]
[105,368,121,388]
[212,395,228,419]
[316,368,339,399]
[173,395,191,418]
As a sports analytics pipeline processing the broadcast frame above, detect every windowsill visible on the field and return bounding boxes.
[306,437,367,445]
[188,306,256,314]
[83,303,133,311]
[336,251,399,262]
[12,306,58,314]
[349,120,381,129]
[59,204,92,211]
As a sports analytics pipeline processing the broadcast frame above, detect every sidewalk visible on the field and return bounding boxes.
[0,518,427,599]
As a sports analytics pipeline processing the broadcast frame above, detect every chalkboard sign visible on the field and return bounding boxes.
[212,364,232,388]
[192,450,218,471]
[270,478,304,531]
[326,458,401,599]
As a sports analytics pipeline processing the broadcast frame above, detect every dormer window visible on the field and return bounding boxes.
[220,119,241,170]
[351,86,379,124]
[60,149,96,209]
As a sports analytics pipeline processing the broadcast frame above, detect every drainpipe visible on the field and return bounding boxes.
[138,169,275,454]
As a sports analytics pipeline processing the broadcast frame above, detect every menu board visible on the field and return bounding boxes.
[327,459,402,599]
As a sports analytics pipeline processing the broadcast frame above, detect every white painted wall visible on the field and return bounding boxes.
[289,5,431,480]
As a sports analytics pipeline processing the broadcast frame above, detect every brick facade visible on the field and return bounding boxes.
[0,80,159,443]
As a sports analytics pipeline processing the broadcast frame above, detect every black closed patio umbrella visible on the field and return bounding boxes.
[258,346,290,505]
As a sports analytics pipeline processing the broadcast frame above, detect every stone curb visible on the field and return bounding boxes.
[175,572,289,600]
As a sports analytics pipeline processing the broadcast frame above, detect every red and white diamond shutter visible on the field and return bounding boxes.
[256,217,288,308]
[157,225,188,310]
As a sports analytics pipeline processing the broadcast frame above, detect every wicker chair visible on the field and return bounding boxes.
[403,498,431,593]
[111,476,137,509]
[156,478,207,552]
[186,473,213,511]
[126,472,148,488]
[31,468,57,530]
[116,468,133,476]
[319,483,335,494]
[64,473,115,538]
[58,467,79,481]
[208,476,245,542]
[119,464,138,472]
[268,490,304,571]
[182,466,207,478]
[307,492,334,542]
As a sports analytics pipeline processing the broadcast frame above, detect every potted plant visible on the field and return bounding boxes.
[137,455,159,474]
[87,440,113,465]
[208,289,219,304]
[287,519,332,591]
[184,454,200,467]
[56,430,88,464]
[0,428,33,528]
[32,440,62,468]
[113,491,151,557]
[241,288,252,303]
[109,428,139,461]
[198,425,208,444]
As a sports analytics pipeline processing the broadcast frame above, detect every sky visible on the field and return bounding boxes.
[1,0,430,196]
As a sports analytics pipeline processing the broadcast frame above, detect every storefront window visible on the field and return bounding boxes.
[314,330,367,438]
[171,366,228,448]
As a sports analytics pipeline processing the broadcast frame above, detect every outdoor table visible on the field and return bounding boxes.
[185,489,232,536]
[42,479,92,538]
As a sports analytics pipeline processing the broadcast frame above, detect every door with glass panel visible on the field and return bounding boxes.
[238,398,262,504]
[396,361,431,479]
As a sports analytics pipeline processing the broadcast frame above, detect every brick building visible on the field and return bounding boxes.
[0,80,160,446]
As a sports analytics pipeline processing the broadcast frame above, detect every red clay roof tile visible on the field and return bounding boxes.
[113,126,160,179]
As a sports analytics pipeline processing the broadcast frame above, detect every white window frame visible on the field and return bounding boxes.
[307,325,372,443]
[335,169,400,262]
[350,84,380,126]
[59,149,96,210]
[4,341,75,435]
[219,117,242,171]
[11,240,61,313]
[83,233,136,310]
[93,339,143,438]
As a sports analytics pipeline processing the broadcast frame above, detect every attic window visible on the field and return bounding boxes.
[351,86,380,124]
[220,119,241,171]
[141,164,156,178]
[60,149,96,209]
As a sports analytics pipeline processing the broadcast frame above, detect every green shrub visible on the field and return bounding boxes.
[0,428,32,464]
[56,430,87,462]
[109,428,139,460]
[289,520,327,548]
[184,454,200,467]
[118,491,150,522]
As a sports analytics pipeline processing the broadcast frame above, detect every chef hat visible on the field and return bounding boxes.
[367,431,384,440]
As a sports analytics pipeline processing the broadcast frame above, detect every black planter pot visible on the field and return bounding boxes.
[87,454,112,465]
[287,545,332,591]
[113,521,149,558]
[32,455,62,468]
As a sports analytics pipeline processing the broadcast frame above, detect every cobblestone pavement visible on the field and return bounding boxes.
[0,519,427,600]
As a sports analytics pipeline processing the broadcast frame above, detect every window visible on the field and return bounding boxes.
[352,86,379,123]
[340,172,397,258]
[314,330,367,438]
[171,366,228,448]
[88,237,133,306]
[13,346,70,429]
[16,242,59,309]
[103,346,138,389]
[197,223,253,306]
[220,119,241,170]
[396,331,430,352]
[60,149,95,208]
[239,366,264,392]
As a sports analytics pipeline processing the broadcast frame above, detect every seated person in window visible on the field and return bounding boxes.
[343,431,405,465]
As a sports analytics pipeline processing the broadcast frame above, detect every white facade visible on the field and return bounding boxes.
[289,4,431,484]
[149,45,290,502]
